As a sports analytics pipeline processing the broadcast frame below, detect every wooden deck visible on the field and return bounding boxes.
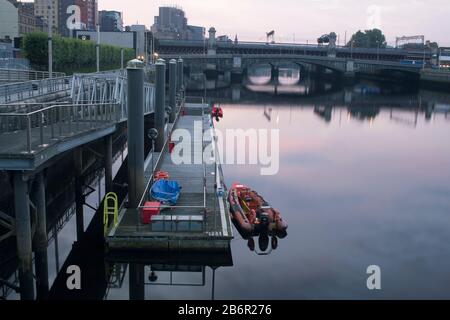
[106,103,233,252]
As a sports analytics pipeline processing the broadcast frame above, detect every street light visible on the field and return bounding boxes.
[96,23,100,72]
[47,0,53,78]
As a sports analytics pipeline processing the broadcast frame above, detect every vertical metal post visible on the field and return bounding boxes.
[14,172,35,300]
[177,58,184,93]
[96,24,100,72]
[121,48,124,69]
[47,0,53,78]
[155,59,166,152]
[74,148,84,240]
[104,135,113,193]
[169,59,177,123]
[127,59,145,208]
[129,264,145,300]
[33,172,49,299]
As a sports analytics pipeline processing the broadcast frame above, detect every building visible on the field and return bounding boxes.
[59,0,98,37]
[187,25,205,41]
[438,48,450,69]
[0,0,19,40]
[34,0,59,33]
[130,25,146,58]
[75,25,150,59]
[151,6,205,41]
[99,10,123,32]
[0,0,39,40]
[17,2,37,35]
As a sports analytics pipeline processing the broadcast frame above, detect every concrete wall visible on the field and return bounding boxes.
[0,0,19,40]
[75,30,135,50]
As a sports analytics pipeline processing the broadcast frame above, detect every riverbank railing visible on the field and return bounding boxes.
[0,102,119,154]
[0,77,72,103]
[0,68,65,83]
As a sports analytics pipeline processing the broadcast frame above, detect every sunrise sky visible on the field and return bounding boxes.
[96,0,449,46]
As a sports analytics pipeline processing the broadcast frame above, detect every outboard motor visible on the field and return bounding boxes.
[258,211,270,230]
[258,234,270,252]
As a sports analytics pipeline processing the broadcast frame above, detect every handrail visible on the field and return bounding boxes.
[0,76,72,103]
[0,68,66,82]
[104,192,119,235]
[134,100,212,233]
[0,102,119,154]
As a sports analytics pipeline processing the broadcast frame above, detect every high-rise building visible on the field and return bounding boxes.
[59,0,98,36]
[99,10,123,32]
[151,6,204,41]
[34,0,59,33]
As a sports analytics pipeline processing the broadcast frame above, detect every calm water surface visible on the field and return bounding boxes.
[106,82,450,300]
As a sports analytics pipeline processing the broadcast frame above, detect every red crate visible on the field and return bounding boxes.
[141,201,161,224]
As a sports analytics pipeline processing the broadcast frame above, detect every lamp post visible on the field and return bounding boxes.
[96,24,100,72]
[47,0,53,78]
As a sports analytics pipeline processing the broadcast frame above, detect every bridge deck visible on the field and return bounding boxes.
[106,104,233,252]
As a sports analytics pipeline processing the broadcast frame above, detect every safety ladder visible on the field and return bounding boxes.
[104,192,119,236]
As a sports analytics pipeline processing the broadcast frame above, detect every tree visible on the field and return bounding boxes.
[21,32,135,74]
[347,29,387,48]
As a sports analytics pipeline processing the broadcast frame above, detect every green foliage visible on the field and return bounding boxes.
[347,29,387,48]
[21,32,135,74]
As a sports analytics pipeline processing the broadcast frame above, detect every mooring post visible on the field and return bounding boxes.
[127,59,145,208]
[129,264,145,300]
[155,59,166,152]
[32,172,49,299]
[177,58,184,94]
[169,59,177,123]
[13,171,35,300]
[74,148,84,240]
[104,135,113,193]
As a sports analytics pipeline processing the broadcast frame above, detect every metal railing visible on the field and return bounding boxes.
[0,76,72,103]
[0,68,65,83]
[133,97,210,233]
[0,102,119,154]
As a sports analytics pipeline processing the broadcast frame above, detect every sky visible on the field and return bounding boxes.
[66,0,450,46]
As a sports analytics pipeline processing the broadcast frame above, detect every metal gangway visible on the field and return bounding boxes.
[0,71,155,170]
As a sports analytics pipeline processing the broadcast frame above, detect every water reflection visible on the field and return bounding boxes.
[105,251,233,300]
[3,76,450,300]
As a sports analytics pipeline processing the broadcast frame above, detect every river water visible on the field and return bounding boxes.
[106,78,450,300]
[3,76,450,300]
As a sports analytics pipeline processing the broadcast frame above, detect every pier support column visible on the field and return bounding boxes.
[129,264,145,300]
[74,148,84,240]
[127,59,145,208]
[13,171,35,300]
[32,172,49,299]
[169,59,177,123]
[177,58,184,94]
[104,135,113,193]
[155,59,166,152]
